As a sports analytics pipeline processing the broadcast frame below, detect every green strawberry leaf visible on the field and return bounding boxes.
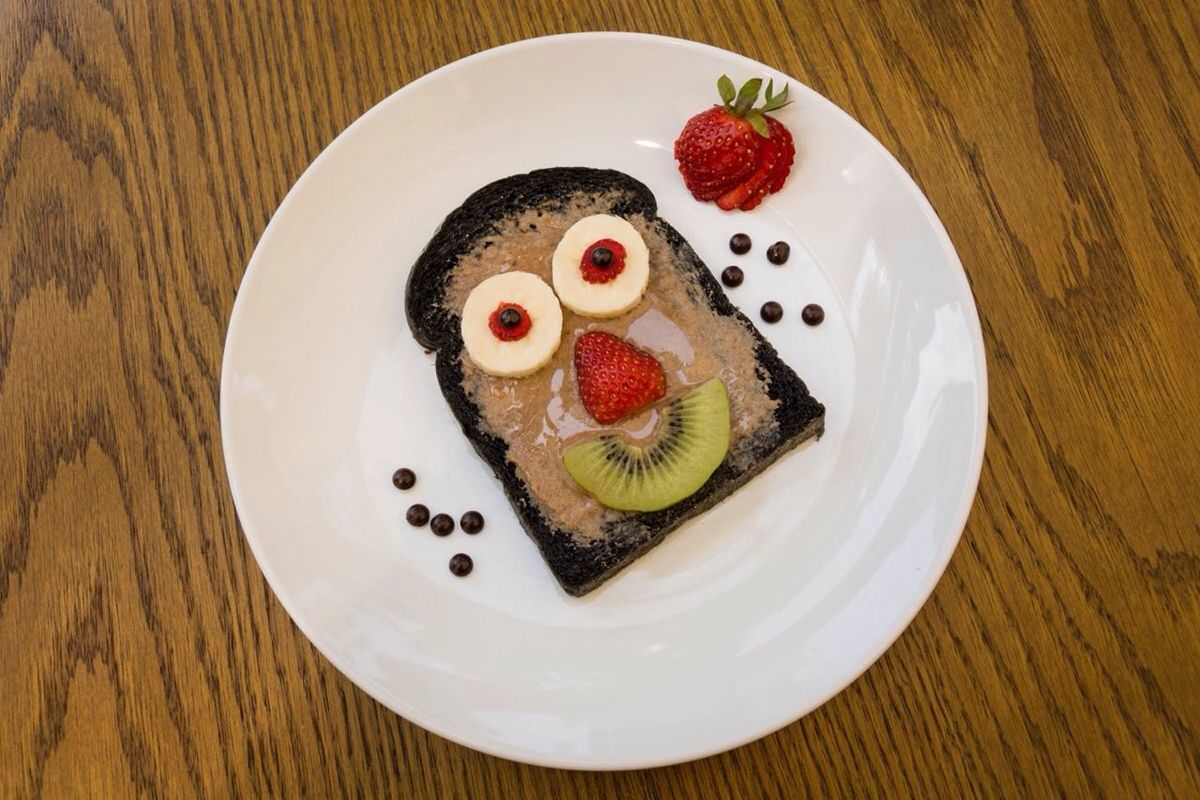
[717,74,736,106]
[745,109,771,137]
[733,77,763,116]
[761,83,791,112]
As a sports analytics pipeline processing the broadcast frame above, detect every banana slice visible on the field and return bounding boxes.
[552,214,650,318]
[461,271,562,377]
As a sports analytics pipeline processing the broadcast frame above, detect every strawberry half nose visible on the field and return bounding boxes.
[574,331,667,424]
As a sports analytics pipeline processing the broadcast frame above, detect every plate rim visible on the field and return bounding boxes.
[220,30,989,770]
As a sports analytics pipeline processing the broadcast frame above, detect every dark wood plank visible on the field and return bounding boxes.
[2,0,1197,796]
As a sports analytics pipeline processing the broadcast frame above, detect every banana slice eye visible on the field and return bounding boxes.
[461,271,562,377]
[552,215,650,318]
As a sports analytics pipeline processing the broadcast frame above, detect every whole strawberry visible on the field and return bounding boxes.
[574,331,667,424]
[674,76,795,211]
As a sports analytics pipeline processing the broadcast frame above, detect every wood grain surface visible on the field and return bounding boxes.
[3,0,1198,796]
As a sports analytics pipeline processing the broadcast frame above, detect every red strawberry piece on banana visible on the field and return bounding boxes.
[574,331,667,424]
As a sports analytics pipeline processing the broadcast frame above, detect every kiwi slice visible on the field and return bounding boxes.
[563,378,730,512]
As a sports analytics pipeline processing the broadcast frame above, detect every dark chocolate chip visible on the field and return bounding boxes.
[729,233,751,254]
[405,503,429,527]
[498,307,522,328]
[760,301,783,323]
[802,303,825,326]
[392,468,415,490]
[766,241,790,265]
[721,266,744,287]
[449,553,473,577]
[430,513,455,536]
[460,511,485,534]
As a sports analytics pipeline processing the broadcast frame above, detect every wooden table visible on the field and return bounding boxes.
[3,1,1198,796]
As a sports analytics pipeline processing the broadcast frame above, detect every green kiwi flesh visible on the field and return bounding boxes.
[562,378,730,512]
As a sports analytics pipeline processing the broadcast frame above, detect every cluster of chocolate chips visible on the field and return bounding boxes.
[392,468,482,577]
[721,233,824,327]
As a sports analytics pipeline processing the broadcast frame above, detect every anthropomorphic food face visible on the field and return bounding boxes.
[459,213,732,514]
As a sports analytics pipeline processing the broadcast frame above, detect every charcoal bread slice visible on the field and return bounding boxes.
[406,168,824,596]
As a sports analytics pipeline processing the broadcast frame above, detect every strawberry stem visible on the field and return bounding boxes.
[733,78,762,115]
[716,75,794,137]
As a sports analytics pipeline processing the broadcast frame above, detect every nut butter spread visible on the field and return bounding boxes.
[445,194,778,541]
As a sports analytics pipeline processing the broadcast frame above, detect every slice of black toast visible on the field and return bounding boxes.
[406,168,824,596]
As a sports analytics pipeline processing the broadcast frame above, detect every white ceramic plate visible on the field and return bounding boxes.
[221,33,986,769]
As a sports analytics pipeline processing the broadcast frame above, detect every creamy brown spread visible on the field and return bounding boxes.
[445,194,778,540]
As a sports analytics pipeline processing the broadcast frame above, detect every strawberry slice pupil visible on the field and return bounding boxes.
[580,239,626,284]
[488,302,532,341]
